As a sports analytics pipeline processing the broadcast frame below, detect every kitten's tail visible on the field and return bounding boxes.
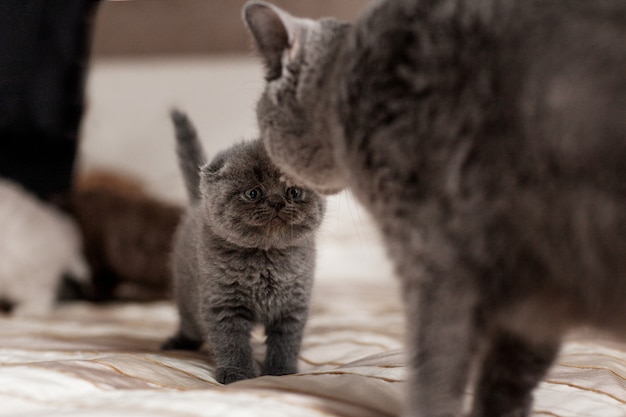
[170,109,206,203]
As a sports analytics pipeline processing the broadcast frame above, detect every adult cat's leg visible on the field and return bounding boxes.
[263,308,308,376]
[470,330,559,417]
[403,265,478,417]
[208,305,257,384]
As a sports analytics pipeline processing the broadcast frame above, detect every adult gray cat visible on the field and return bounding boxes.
[243,1,625,416]
[162,110,326,384]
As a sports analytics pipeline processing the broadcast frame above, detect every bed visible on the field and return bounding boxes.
[2,272,626,416]
[1,57,624,417]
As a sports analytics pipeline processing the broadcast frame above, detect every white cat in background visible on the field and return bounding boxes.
[0,178,88,316]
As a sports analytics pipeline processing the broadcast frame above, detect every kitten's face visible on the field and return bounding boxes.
[200,140,325,249]
[243,1,351,195]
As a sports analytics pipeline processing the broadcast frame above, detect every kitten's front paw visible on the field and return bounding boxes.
[263,364,298,376]
[216,366,256,384]
[161,335,203,351]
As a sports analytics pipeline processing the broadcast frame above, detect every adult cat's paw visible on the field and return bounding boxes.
[216,366,256,384]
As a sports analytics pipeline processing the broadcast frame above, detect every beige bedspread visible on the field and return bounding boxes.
[0,280,404,417]
[1,276,626,417]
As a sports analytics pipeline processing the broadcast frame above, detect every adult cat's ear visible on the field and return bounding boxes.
[242,1,317,81]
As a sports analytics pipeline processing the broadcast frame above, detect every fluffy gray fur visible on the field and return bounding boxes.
[163,110,326,384]
[243,1,626,416]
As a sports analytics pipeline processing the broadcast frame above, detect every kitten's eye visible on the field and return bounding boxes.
[243,187,262,201]
[286,187,304,201]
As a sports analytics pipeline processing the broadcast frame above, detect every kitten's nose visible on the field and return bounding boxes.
[267,196,285,210]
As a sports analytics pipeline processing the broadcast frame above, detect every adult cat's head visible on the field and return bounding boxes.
[243,1,352,194]
[200,139,326,250]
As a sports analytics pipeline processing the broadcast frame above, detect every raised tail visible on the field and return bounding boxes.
[170,109,206,203]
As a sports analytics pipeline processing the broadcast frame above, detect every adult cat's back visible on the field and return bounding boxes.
[340,0,625,192]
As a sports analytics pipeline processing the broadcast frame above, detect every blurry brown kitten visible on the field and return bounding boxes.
[66,171,182,301]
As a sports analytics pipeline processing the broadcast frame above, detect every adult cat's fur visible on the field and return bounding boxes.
[163,110,326,384]
[0,178,88,315]
[65,171,182,301]
[243,1,626,416]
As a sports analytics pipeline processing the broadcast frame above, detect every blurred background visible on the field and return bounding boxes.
[79,0,395,285]
[91,1,369,57]
[81,0,371,194]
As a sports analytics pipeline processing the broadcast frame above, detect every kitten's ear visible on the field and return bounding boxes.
[242,1,317,81]
[201,155,228,182]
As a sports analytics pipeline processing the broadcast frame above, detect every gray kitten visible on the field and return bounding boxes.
[162,110,325,385]
[243,1,626,416]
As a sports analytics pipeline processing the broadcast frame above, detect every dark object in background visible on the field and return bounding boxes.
[0,0,100,201]
[61,171,183,302]
[0,298,15,314]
